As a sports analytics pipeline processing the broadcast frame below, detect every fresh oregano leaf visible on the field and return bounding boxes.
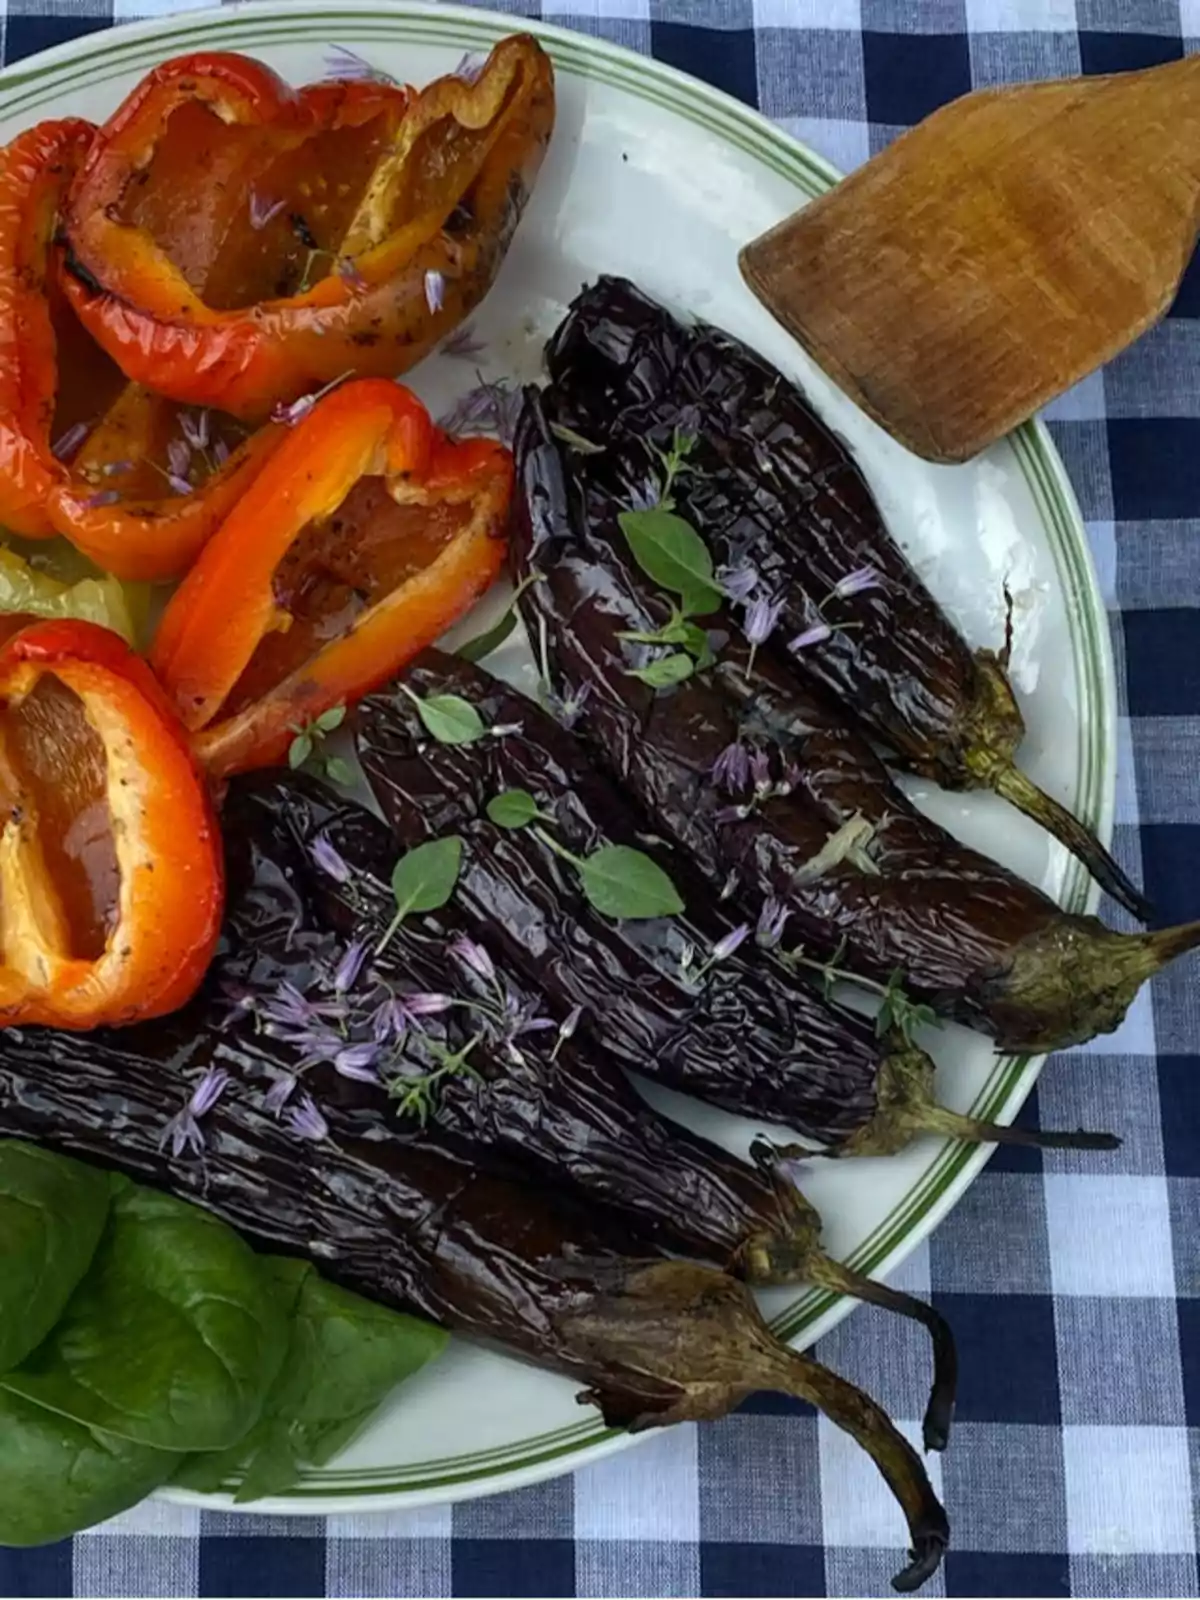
[626,652,694,689]
[486,789,542,830]
[288,733,312,769]
[617,509,722,615]
[576,845,684,920]
[403,687,485,745]
[315,705,347,733]
[377,836,463,954]
[322,755,355,788]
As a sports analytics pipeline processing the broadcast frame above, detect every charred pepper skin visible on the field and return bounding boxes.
[510,388,1200,1053]
[541,274,1149,922]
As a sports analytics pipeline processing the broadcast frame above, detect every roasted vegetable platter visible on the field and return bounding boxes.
[0,6,1181,1586]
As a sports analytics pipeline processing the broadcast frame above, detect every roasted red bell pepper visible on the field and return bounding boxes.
[62,39,554,421]
[0,116,285,579]
[0,119,95,538]
[150,378,511,777]
[0,620,223,1029]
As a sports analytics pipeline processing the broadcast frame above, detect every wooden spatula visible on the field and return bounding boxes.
[740,56,1200,463]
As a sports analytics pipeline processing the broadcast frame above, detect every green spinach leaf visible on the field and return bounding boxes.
[2,1184,287,1453]
[0,1389,174,1546]
[174,1261,447,1502]
[0,1140,112,1377]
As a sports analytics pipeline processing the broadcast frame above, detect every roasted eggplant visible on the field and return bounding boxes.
[0,784,947,1589]
[245,768,958,1448]
[355,651,1115,1161]
[512,388,1200,1052]
[540,275,1148,921]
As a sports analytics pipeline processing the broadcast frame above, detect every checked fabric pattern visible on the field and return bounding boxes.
[1,1,1199,1596]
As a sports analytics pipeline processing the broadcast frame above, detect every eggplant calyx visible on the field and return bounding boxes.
[978,914,1200,1052]
[560,1261,949,1591]
[961,651,1151,921]
[818,1041,1119,1156]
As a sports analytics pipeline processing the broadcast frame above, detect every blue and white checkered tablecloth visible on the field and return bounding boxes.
[1,1,1197,1596]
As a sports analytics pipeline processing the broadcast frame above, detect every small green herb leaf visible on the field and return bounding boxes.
[288,734,312,769]
[405,689,485,745]
[550,421,604,455]
[626,652,694,688]
[315,705,346,734]
[486,789,542,830]
[617,509,722,615]
[391,837,462,921]
[576,845,684,920]
[322,755,355,788]
[617,510,723,614]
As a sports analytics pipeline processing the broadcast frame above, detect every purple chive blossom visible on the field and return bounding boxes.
[439,379,520,446]
[249,188,287,230]
[744,595,783,648]
[451,935,495,983]
[756,898,791,950]
[718,563,759,602]
[404,992,454,1018]
[271,372,351,428]
[750,748,772,792]
[213,438,231,468]
[832,566,879,601]
[310,833,351,883]
[624,476,660,513]
[52,420,90,461]
[166,474,192,497]
[710,924,750,963]
[334,1041,380,1082]
[714,803,751,824]
[179,410,210,452]
[333,939,369,994]
[160,1067,229,1158]
[263,1074,298,1115]
[789,620,833,653]
[337,256,368,292]
[102,460,135,477]
[83,489,120,509]
[454,50,486,83]
[167,437,191,479]
[547,679,592,730]
[286,1094,329,1142]
[424,269,446,315]
[442,323,486,359]
[324,44,398,84]
[711,741,750,793]
[262,981,345,1030]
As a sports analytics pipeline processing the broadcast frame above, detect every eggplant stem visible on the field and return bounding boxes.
[566,1261,948,1591]
[806,1253,957,1454]
[992,761,1151,922]
[771,1351,950,1591]
[806,1042,1120,1159]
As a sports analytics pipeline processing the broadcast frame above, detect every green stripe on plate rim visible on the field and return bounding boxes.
[0,4,1109,1497]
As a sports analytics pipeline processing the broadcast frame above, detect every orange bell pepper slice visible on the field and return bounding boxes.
[151,379,512,779]
[0,116,286,578]
[0,620,223,1029]
[62,39,555,420]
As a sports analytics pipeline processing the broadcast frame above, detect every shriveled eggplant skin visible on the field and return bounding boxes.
[355,651,880,1146]
[510,387,1200,1052]
[539,274,1147,920]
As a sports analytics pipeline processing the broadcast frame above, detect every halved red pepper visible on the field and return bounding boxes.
[0,620,223,1029]
[61,39,554,420]
[0,116,286,579]
[151,378,512,778]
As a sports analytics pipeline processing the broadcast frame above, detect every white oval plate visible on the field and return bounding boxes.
[0,0,1114,1514]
